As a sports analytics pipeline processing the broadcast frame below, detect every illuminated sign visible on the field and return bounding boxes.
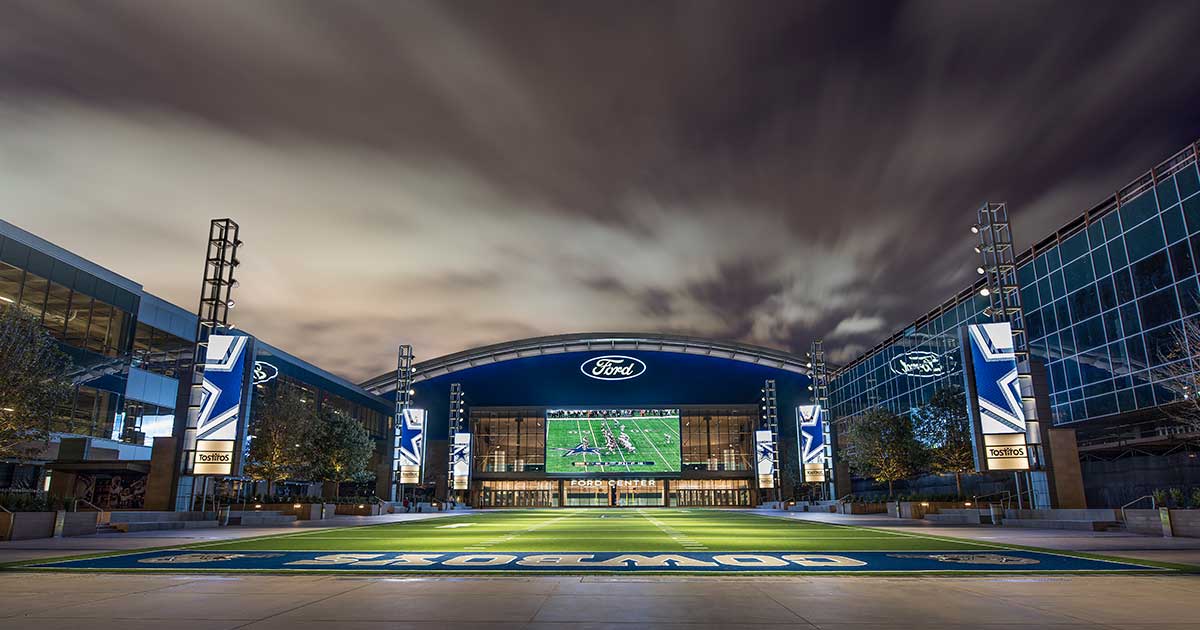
[961,323,1030,472]
[797,405,828,483]
[194,440,235,475]
[252,361,278,385]
[450,432,472,490]
[394,408,427,484]
[568,479,659,487]
[580,356,646,381]
[187,334,253,476]
[890,351,951,378]
[755,429,775,489]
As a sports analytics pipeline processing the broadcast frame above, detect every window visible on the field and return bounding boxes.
[1068,285,1100,321]
[1124,218,1166,263]
[42,282,71,337]
[1138,288,1180,331]
[1169,241,1194,282]
[1063,257,1094,293]
[0,262,21,305]
[1060,232,1089,263]
[1119,191,1158,229]
[19,273,48,317]
[1132,250,1172,298]
[1073,316,1106,352]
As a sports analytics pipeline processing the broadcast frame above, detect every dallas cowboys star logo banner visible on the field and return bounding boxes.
[394,408,427,484]
[797,404,828,482]
[960,322,1031,472]
[754,429,776,489]
[450,432,472,490]
[188,334,254,476]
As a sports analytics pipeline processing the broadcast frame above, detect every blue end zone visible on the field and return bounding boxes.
[28,549,1163,573]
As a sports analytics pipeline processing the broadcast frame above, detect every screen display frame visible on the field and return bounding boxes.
[544,407,682,475]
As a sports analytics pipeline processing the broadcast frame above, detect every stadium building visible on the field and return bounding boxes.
[360,335,813,508]
[828,139,1200,507]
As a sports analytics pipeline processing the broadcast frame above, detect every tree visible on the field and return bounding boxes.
[842,407,923,497]
[912,385,975,498]
[1155,316,1200,430]
[306,409,374,498]
[0,306,72,459]
[243,385,319,495]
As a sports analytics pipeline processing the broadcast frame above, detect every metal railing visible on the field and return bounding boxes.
[972,490,1013,511]
[1120,495,1157,523]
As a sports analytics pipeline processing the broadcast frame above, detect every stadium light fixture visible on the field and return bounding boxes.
[976,267,985,275]
[970,225,980,234]
[226,299,236,308]
[973,245,982,254]
[979,288,990,297]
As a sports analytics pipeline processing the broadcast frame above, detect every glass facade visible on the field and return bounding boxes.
[471,408,547,473]
[1,232,140,441]
[131,322,193,378]
[679,406,757,472]
[830,143,1200,432]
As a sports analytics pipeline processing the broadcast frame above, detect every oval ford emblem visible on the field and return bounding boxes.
[580,355,646,381]
[889,351,946,378]
[253,361,279,385]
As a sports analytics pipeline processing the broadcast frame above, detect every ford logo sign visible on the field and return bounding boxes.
[253,361,279,385]
[889,351,949,378]
[581,355,646,381]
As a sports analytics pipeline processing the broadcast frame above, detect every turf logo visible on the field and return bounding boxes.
[888,553,1039,565]
[139,553,284,564]
[581,356,646,381]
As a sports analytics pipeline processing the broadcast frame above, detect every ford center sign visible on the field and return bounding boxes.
[580,355,646,381]
[890,351,949,378]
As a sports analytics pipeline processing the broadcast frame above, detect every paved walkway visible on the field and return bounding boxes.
[2,509,1199,628]
[0,511,460,564]
[0,571,1197,629]
[756,510,1200,568]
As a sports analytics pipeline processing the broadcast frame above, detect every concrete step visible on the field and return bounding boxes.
[1001,519,1122,532]
[924,513,982,525]
[230,514,298,526]
[112,520,219,532]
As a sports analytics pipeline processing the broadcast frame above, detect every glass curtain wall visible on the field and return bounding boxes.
[679,407,756,472]
[471,408,547,473]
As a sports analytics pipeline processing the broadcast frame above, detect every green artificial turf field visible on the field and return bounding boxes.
[197,509,1009,553]
[16,509,1180,574]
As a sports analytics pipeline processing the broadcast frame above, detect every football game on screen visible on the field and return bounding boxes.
[545,408,681,473]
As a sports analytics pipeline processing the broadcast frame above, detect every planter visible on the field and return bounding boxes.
[334,503,381,516]
[0,511,56,541]
[62,511,99,537]
[839,502,887,514]
[1125,508,1200,537]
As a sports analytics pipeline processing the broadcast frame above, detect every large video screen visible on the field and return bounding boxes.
[545,408,681,474]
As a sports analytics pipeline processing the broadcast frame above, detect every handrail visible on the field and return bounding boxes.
[837,494,855,503]
[972,490,1013,512]
[0,504,11,514]
[1120,494,1156,523]
[74,498,102,512]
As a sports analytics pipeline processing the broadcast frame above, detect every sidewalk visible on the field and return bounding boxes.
[751,509,1200,568]
[0,510,462,564]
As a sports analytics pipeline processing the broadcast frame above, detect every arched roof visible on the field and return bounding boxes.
[359,332,811,395]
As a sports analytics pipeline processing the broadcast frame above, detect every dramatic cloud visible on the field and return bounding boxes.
[2,1,1198,380]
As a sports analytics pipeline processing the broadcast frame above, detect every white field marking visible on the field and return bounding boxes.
[648,417,681,472]
[637,509,707,550]
[584,418,607,473]
[638,418,673,473]
[436,523,476,529]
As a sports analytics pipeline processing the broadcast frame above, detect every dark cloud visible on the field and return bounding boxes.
[2,0,1199,380]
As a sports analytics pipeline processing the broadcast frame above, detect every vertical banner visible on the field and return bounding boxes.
[394,408,427,484]
[450,432,472,491]
[797,405,828,482]
[188,334,253,476]
[961,322,1031,471]
[754,429,776,489]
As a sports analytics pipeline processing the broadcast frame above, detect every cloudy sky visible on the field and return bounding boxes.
[2,1,1199,382]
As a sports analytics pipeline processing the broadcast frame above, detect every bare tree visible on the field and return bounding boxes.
[1157,316,1200,430]
[0,306,72,459]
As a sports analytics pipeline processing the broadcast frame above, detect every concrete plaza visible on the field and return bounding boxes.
[1,511,1198,629]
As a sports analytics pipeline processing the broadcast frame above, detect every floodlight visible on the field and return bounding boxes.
[976,267,985,275]
[979,288,991,297]
[970,225,980,234]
